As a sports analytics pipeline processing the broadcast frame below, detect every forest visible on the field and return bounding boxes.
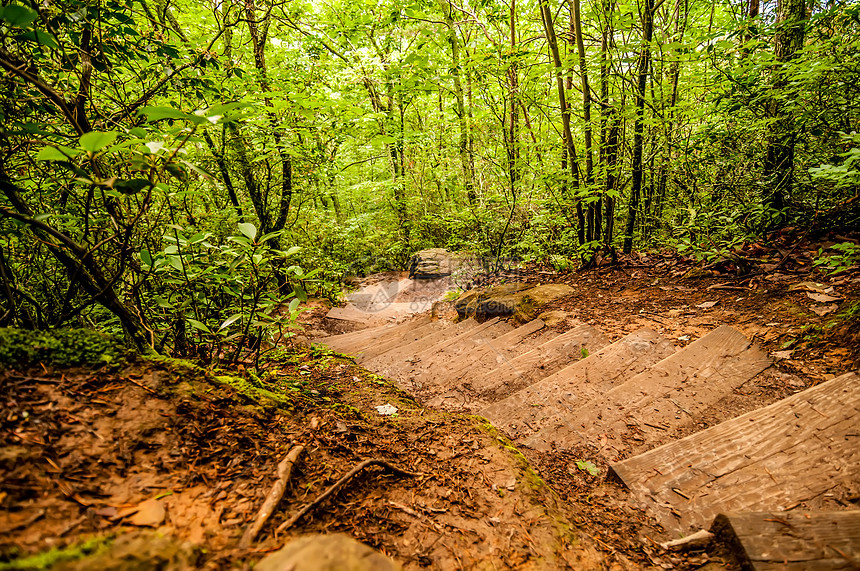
[0,0,858,356]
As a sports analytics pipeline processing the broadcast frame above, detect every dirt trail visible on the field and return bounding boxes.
[2,256,858,570]
[311,259,860,569]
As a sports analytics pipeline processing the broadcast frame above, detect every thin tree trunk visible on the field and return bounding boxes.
[539,0,585,245]
[439,0,476,204]
[762,0,807,218]
[569,0,597,244]
[622,0,654,254]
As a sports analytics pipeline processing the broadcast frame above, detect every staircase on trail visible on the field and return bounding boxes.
[317,310,860,568]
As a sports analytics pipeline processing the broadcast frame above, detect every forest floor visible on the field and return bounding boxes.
[1,234,858,570]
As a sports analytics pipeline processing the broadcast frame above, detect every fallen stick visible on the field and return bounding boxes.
[659,529,714,552]
[275,459,423,533]
[239,444,305,548]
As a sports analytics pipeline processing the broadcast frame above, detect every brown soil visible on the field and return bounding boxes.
[2,238,857,570]
[0,355,599,569]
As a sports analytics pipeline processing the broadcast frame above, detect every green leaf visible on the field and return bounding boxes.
[139,106,191,121]
[167,255,183,271]
[293,284,308,302]
[283,245,301,257]
[36,144,80,161]
[574,460,600,477]
[258,229,283,244]
[15,30,59,48]
[187,318,212,334]
[218,313,243,330]
[238,222,257,241]
[79,131,118,153]
[114,178,151,194]
[288,298,301,313]
[0,5,39,27]
[139,249,153,267]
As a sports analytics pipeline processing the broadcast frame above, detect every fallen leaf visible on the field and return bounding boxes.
[806,292,841,303]
[810,304,838,316]
[771,350,793,360]
[375,403,398,416]
[126,498,165,527]
[93,506,117,518]
[789,281,828,293]
[696,301,718,309]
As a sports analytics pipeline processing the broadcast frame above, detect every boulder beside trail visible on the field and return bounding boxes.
[455,283,574,322]
[256,534,401,571]
[408,248,479,280]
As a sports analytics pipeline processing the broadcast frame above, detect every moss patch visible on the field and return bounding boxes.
[0,328,131,369]
[475,418,548,491]
[0,535,113,570]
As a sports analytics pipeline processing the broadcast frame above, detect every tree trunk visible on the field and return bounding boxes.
[762,0,807,218]
[569,0,598,245]
[539,0,586,245]
[622,0,654,254]
[439,0,476,204]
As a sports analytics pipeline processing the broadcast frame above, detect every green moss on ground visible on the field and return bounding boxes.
[0,535,113,570]
[0,328,131,368]
[213,374,296,410]
[475,418,548,491]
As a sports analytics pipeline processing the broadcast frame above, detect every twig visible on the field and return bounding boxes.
[123,376,158,395]
[706,283,748,291]
[659,529,714,551]
[239,444,305,548]
[275,459,423,533]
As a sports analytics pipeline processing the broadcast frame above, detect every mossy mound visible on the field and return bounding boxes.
[0,328,131,368]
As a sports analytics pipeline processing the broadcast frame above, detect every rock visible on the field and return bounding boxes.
[408,248,455,279]
[455,283,574,322]
[256,534,401,571]
[454,283,530,319]
[408,249,479,280]
[537,310,571,327]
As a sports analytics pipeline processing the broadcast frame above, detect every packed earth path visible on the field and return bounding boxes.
[1,253,859,570]
[312,252,860,570]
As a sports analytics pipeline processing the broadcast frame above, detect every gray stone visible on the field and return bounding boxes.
[408,248,455,279]
[256,534,401,571]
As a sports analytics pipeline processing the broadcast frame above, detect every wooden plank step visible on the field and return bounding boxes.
[470,324,611,401]
[712,510,860,570]
[524,325,771,456]
[412,317,504,363]
[322,316,432,354]
[356,319,444,362]
[439,318,548,382]
[362,319,478,377]
[481,328,675,441]
[609,371,860,537]
[325,304,373,324]
[422,321,555,411]
[402,320,514,392]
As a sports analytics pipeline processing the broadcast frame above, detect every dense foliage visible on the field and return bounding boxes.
[0,0,857,356]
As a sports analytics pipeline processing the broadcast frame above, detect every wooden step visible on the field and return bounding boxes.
[470,324,611,401]
[356,319,443,362]
[422,320,555,411]
[321,316,432,354]
[610,371,859,536]
[362,319,478,377]
[714,510,860,570]
[523,325,771,456]
[439,318,547,381]
[481,328,675,441]
[401,319,514,392]
[412,317,504,363]
[712,510,860,571]
[411,320,518,381]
